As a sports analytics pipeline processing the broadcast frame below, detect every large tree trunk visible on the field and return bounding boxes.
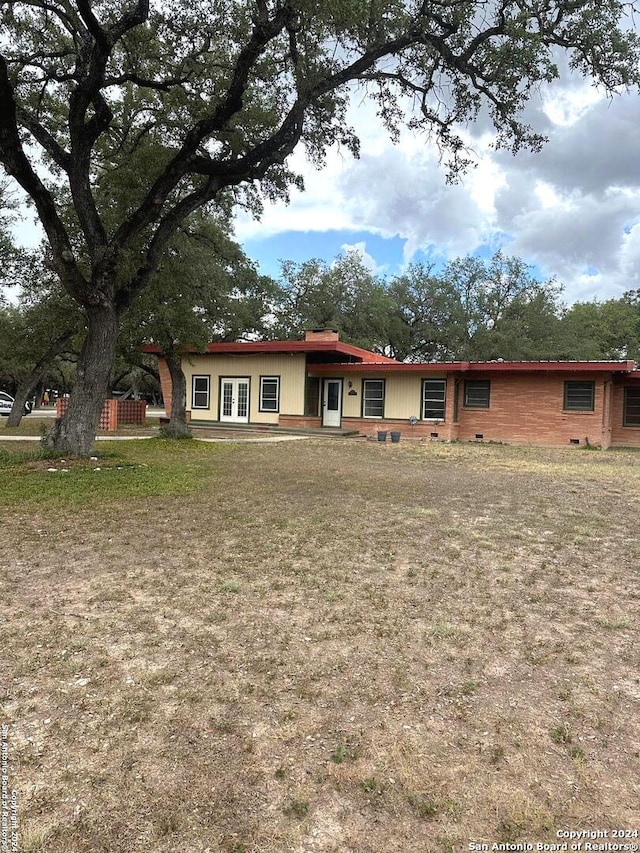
[45,304,119,456]
[161,350,191,438]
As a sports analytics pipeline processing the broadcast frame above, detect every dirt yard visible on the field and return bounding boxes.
[1,439,639,852]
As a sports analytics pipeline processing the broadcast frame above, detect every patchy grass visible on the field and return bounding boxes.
[0,438,232,507]
[0,416,53,437]
[1,439,639,852]
[0,416,159,437]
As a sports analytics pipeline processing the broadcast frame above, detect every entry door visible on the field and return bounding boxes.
[220,378,250,423]
[322,379,342,427]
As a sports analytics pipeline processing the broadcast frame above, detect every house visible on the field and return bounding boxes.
[150,329,640,449]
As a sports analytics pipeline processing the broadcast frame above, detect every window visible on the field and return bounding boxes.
[564,381,595,411]
[259,376,280,412]
[624,386,640,426]
[192,375,210,409]
[362,379,385,418]
[422,379,446,420]
[464,380,490,409]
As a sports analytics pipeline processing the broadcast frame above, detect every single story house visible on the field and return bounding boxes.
[150,329,640,449]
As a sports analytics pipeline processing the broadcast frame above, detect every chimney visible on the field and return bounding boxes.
[304,328,340,342]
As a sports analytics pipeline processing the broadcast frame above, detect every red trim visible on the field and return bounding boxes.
[141,340,397,363]
[308,360,638,375]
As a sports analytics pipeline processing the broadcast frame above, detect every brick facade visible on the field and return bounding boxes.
[56,398,146,431]
[304,329,340,342]
[157,357,172,414]
[281,371,640,447]
[455,372,609,447]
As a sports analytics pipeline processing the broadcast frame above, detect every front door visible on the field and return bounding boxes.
[322,379,342,427]
[220,378,250,423]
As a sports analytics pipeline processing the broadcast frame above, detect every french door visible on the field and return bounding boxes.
[220,378,250,423]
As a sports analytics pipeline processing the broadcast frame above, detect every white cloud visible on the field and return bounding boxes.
[234,60,640,306]
[339,241,387,275]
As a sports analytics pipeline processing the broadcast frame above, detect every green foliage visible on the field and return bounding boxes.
[283,798,309,819]
[274,249,566,361]
[330,744,347,764]
[272,251,394,352]
[558,298,640,361]
[386,252,565,361]
[121,209,276,355]
[0,266,82,390]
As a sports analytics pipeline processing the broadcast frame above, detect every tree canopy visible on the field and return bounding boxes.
[271,253,394,351]
[2,0,639,452]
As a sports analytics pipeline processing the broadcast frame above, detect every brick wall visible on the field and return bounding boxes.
[157,357,172,414]
[279,415,322,429]
[304,329,340,342]
[56,398,146,431]
[455,372,608,447]
[116,400,146,425]
[340,417,453,440]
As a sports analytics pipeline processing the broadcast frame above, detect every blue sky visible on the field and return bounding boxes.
[242,230,411,279]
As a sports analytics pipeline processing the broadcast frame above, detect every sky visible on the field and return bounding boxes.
[235,61,640,309]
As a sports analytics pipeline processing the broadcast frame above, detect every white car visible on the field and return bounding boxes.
[0,391,32,417]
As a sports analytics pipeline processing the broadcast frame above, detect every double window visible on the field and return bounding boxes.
[564,381,595,412]
[464,380,490,409]
[422,379,446,420]
[192,375,210,409]
[362,379,385,418]
[624,386,640,426]
[259,376,280,412]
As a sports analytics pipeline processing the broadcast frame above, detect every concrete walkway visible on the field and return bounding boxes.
[0,433,311,444]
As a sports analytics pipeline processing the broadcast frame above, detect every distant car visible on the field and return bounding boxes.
[0,391,32,417]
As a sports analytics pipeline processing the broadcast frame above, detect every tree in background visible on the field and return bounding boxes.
[272,252,393,352]
[439,252,564,361]
[2,0,638,453]
[387,262,462,361]
[558,296,640,362]
[381,252,562,361]
[0,257,83,425]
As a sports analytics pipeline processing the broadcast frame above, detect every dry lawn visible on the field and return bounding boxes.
[1,438,639,852]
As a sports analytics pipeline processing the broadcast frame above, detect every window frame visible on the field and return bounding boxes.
[623,386,640,427]
[259,375,280,413]
[362,378,385,419]
[192,375,210,410]
[563,380,595,412]
[463,379,490,409]
[422,378,446,421]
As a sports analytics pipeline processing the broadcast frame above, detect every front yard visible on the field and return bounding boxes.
[1,438,638,851]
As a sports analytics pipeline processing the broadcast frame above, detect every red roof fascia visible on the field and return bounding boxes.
[203,340,398,362]
[142,340,398,362]
[308,360,638,374]
[465,360,637,373]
